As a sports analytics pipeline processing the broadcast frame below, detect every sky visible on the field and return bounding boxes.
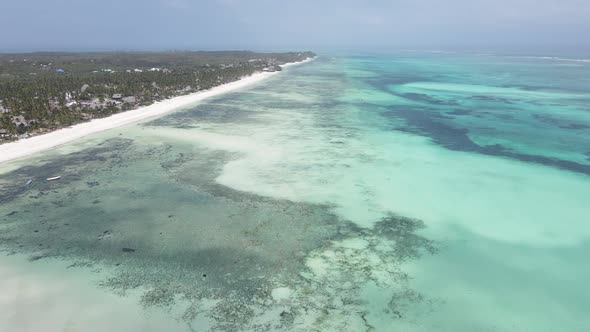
[1,0,589,51]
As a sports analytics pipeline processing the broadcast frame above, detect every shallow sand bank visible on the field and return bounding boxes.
[0,254,187,332]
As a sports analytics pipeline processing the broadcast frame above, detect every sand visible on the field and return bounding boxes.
[0,57,315,165]
[0,254,187,332]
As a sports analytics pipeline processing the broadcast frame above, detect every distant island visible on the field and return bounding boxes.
[0,50,315,142]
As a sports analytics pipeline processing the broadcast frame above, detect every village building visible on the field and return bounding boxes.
[122,96,137,104]
[80,98,104,110]
[11,115,36,132]
[12,115,27,128]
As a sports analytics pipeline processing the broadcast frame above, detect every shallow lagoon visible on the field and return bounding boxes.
[1,53,590,331]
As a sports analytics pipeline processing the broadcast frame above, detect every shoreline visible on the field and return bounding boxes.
[0,56,316,165]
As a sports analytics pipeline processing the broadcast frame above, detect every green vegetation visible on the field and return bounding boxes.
[0,51,315,141]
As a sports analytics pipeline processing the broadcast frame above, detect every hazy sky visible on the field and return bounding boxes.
[2,0,589,51]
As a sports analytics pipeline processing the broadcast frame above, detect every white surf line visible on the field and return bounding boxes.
[0,57,316,165]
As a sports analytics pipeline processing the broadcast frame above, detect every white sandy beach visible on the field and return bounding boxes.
[0,57,315,165]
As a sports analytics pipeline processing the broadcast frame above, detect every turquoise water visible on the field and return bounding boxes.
[1,52,590,331]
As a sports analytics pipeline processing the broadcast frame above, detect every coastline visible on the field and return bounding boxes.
[0,57,316,165]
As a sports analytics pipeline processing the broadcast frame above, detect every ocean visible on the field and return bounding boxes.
[1,51,589,331]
